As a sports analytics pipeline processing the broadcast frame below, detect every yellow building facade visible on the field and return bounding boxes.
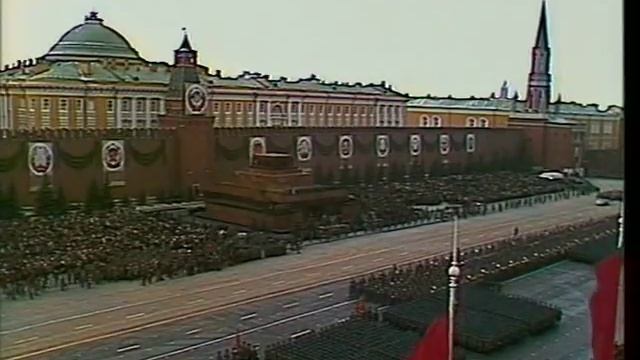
[0,12,407,131]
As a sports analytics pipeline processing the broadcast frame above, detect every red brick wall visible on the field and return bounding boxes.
[0,129,178,205]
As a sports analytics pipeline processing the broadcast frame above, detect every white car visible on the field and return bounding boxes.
[595,198,610,206]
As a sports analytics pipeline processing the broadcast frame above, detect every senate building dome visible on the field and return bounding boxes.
[43,11,142,61]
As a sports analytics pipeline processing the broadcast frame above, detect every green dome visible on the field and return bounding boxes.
[44,12,142,61]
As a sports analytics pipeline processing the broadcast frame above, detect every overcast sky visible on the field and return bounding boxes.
[1,0,623,106]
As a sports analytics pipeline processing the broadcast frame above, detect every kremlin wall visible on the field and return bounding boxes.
[0,7,623,206]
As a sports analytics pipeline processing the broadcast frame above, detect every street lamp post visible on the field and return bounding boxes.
[447,215,460,360]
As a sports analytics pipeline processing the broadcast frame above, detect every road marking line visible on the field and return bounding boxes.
[283,302,299,309]
[125,313,145,320]
[373,258,384,262]
[272,280,285,285]
[342,265,353,270]
[116,344,141,353]
[141,300,357,360]
[74,324,93,331]
[233,289,247,295]
[185,328,201,335]
[0,247,392,336]
[13,337,38,345]
[319,292,333,299]
[290,329,312,339]
[188,299,204,305]
[4,201,602,340]
[400,251,409,255]
[241,313,257,320]
[3,204,614,359]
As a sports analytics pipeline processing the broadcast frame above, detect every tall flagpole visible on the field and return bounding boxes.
[617,201,624,249]
[447,214,460,360]
[615,201,624,346]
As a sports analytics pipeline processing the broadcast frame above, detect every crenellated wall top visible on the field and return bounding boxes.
[0,127,177,140]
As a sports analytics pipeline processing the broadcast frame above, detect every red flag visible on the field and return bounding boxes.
[407,315,449,360]
[590,254,622,360]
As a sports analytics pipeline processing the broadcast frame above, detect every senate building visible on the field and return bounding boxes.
[0,11,407,131]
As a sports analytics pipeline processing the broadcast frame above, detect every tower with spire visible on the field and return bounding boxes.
[164,28,206,118]
[174,28,198,66]
[525,1,552,113]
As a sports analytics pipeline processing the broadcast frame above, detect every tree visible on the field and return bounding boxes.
[364,163,375,184]
[35,177,57,216]
[85,180,102,213]
[121,195,131,208]
[339,167,351,185]
[430,159,443,177]
[53,187,68,216]
[138,191,147,205]
[101,184,114,209]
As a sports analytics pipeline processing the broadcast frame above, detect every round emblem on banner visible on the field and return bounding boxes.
[297,136,312,161]
[439,134,450,155]
[339,135,353,159]
[376,135,390,158]
[102,141,124,171]
[185,84,207,114]
[410,134,421,156]
[28,143,53,176]
[466,134,476,153]
[249,137,266,164]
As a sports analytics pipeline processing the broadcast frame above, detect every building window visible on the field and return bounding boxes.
[235,102,243,114]
[87,99,95,111]
[41,98,50,112]
[59,99,68,112]
[603,122,613,134]
[149,99,158,113]
[344,106,350,115]
[479,117,489,128]
[19,98,26,108]
[590,122,600,134]
[336,105,341,115]
[213,102,220,113]
[466,117,477,127]
[107,99,115,113]
[308,104,314,114]
[121,99,129,112]
[259,102,266,113]
[421,115,430,127]
[328,105,333,115]
[247,103,254,113]
[135,99,144,112]
[29,98,37,110]
[292,103,299,113]
[432,115,442,127]
[224,102,231,113]
[318,105,324,114]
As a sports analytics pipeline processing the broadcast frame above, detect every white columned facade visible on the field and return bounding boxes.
[266,100,271,126]
[287,100,292,126]
[131,97,137,128]
[116,96,124,128]
[254,98,260,126]
[145,98,151,128]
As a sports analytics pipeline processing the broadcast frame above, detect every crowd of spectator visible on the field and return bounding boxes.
[0,172,597,301]
[0,208,282,300]
[300,171,595,241]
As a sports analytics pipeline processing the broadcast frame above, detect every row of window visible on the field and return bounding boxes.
[589,121,614,135]
[420,115,490,128]
[19,98,163,114]
[466,117,490,128]
[212,102,402,117]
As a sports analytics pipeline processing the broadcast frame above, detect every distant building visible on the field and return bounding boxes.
[406,1,623,154]
[0,11,408,130]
